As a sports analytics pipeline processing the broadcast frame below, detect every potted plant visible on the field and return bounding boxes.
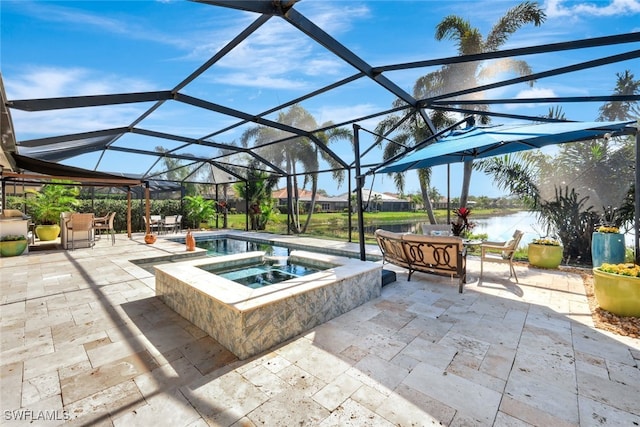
[593,263,640,317]
[591,206,625,267]
[0,234,28,257]
[183,195,216,229]
[451,207,475,237]
[25,182,80,241]
[528,237,563,269]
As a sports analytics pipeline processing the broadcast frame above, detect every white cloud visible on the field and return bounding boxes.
[212,73,309,91]
[503,87,558,110]
[316,103,380,127]
[6,67,157,139]
[14,1,200,51]
[516,87,558,99]
[6,67,156,99]
[12,1,364,94]
[545,0,640,18]
[11,105,142,140]
[194,16,348,90]
[300,2,371,34]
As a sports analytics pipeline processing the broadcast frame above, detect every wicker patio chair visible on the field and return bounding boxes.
[66,213,95,250]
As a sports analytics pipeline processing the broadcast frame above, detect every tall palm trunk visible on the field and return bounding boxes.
[289,157,301,233]
[301,173,318,233]
[459,161,473,207]
[418,168,437,223]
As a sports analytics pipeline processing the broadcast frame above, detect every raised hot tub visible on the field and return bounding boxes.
[155,250,381,359]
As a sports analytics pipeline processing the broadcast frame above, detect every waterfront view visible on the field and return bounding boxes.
[359,210,540,245]
[357,210,635,249]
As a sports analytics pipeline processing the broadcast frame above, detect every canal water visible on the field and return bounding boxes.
[361,210,635,248]
[359,211,541,244]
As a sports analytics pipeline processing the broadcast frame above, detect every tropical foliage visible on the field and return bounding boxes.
[25,182,80,225]
[183,195,216,228]
[154,146,198,195]
[376,1,546,222]
[478,69,639,265]
[424,1,546,207]
[451,207,475,236]
[233,162,279,231]
[240,104,352,233]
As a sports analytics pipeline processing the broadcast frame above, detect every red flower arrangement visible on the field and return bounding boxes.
[451,207,475,237]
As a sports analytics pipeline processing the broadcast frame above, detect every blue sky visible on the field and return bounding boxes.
[2,0,639,198]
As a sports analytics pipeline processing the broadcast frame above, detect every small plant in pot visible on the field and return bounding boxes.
[592,205,625,267]
[0,234,28,257]
[593,262,640,317]
[25,182,80,241]
[528,236,563,269]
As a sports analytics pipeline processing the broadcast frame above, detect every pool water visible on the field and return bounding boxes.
[196,237,289,257]
[200,259,319,288]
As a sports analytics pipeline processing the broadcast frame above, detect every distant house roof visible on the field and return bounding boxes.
[272,188,346,202]
[343,189,409,202]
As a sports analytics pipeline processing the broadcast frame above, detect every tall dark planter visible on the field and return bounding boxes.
[591,232,625,267]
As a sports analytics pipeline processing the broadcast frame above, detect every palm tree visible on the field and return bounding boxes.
[240,104,351,233]
[370,193,382,212]
[479,70,640,263]
[233,161,279,230]
[478,153,596,262]
[598,70,640,121]
[419,1,546,207]
[375,107,454,224]
[154,146,201,196]
[300,125,352,233]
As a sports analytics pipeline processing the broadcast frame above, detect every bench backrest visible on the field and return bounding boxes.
[375,229,410,268]
[375,229,465,277]
[401,234,464,274]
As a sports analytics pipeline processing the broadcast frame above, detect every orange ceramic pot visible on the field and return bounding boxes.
[144,234,157,244]
[186,230,196,251]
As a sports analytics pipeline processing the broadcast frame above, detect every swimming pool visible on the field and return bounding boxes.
[194,236,290,257]
[166,233,383,261]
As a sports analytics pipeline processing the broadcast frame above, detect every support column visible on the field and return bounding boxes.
[145,182,150,235]
[635,121,639,264]
[354,124,366,261]
[127,187,132,239]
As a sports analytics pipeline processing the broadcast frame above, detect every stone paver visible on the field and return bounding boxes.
[1,230,639,426]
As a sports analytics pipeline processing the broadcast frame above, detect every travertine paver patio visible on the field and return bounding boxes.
[1,231,639,426]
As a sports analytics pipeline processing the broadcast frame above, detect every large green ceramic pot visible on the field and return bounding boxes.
[0,240,28,257]
[593,269,640,317]
[528,244,563,269]
[35,224,61,241]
